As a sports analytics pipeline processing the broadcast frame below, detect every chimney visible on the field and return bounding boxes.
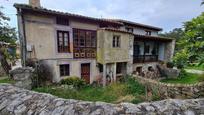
[29,0,41,7]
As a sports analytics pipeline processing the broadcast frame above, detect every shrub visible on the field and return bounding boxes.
[151,87,161,101]
[173,49,189,69]
[131,96,144,104]
[32,62,52,88]
[166,62,174,68]
[125,76,145,95]
[178,69,187,78]
[61,77,87,89]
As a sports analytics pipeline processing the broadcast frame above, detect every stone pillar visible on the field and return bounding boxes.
[10,67,34,90]
[113,63,117,82]
[103,64,106,87]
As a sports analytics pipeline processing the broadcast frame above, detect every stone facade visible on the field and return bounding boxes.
[164,39,176,62]
[134,75,204,99]
[0,84,204,114]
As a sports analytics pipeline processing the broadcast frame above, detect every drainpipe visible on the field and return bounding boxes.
[17,8,27,67]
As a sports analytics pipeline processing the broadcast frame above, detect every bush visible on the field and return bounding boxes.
[173,49,189,69]
[178,69,187,78]
[166,62,174,68]
[61,77,87,89]
[125,76,145,95]
[32,62,52,88]
[151,87,161,101]
[131,96,145,104]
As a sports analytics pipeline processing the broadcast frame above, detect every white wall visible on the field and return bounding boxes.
[120,26,159,36]
[158,43,165,61]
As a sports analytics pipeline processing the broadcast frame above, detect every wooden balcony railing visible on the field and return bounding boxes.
[133,55,158,63]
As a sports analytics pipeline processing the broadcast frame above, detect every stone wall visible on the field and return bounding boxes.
[0,84,204,114]
[9,67,34,90]
[134,75,204,99]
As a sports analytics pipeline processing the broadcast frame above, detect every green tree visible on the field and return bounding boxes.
[0,6,17,62]
[159,28,185,53]
[183,12,204,63]
[161,12,204,67]
[0,6,17,44]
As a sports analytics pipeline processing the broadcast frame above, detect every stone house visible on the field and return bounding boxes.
[14,0,175,86]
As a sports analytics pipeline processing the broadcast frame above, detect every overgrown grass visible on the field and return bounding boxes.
[160,73,204,84]
[33,77,147,104]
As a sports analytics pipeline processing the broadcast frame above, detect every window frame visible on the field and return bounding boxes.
[73,28,97,48]
[145,30,151,36]
[57,30,70,53]
[59,64,70,77]
[112,35,121,48]
[56,17,69,26]
[125,27,134,33]
[144,45,150,53]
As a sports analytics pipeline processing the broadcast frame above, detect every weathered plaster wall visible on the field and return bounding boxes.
[41,59,99,83]
[24,13,99,60]
[0,84,204,115]
[24,14,57,59]
[158,42,165,60]
[24,13,100,83]
[97,29,134,64]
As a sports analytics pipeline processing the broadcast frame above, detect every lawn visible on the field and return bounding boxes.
[33,77,147,104]
[0,77,15,84]
[186,64,204,71]
[160,73,204,84]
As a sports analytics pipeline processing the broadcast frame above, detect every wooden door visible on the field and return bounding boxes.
[81,63,90,83]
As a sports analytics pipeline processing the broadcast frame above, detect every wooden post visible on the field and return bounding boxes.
[143,41,146,62]
[103,64,106,87]
[113,63,117,82]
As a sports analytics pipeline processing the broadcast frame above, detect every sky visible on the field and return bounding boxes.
[0,0,203,32]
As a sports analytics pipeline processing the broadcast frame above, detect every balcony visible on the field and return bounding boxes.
[133,55,158,63]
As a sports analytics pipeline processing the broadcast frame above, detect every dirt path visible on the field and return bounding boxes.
[185,69,204,74]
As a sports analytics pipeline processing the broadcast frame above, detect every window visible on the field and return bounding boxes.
[79,30,86,47]
[57,31,70,53]
[134,44,140,55]
[144,45,150,53]
[60,64,70,76]
[125,27,134,33]
[73,29,96,48]
[145,30,151,35]
[56,17,69,26]
[112,35,120,48]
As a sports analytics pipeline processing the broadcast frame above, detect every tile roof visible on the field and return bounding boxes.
[113,19,163,31]
[134,34,174,41]
[14,3,163,30]
[98,28,134,34]
[14,4,123,26]
[99,28,173,41]
[14,4,171,41]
